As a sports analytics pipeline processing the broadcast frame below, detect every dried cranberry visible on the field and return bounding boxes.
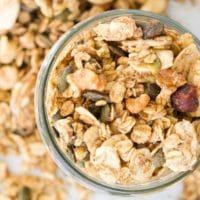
[171,84,199,112]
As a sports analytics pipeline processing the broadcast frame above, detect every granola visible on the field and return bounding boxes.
[47,15,200,185]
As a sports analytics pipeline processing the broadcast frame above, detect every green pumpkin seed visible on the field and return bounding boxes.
[108,43,128,57]
[83,91,110,102]
[18,186,31,200]
[152,149,165,168]
[55,8,71,22]
[100,104,111,123]
[57,65,73,93]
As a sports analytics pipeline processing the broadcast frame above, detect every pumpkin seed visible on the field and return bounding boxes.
[55,8,71,22]
[152,149,165,168]
[100,104,111,123]
[83,91,110,102]
[108,42,128,57]
[147,58,161,74]
[145,83,161,100]
[18,186,31,200]
[57,65,73,93]
[88,103,101,118]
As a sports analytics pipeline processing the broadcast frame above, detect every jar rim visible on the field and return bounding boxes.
[35,9,200,195]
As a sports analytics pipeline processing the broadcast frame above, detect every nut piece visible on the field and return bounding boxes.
[126,94,150,114]
[54,118,73,146]
[136,20,164,39]
[156,69,186,90]
[67,68,106,95]
[0,0,20,33]
[60,100,74,117]
[156,50,174,69]
[171,84,199,112]
[95,16,141,41]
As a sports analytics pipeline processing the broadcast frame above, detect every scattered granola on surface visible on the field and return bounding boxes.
[47,15,200,185]
[0,162,68,200]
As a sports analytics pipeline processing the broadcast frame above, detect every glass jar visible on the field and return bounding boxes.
[35,9,200,196]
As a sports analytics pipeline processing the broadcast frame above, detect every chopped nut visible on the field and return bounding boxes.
[74,146,88,161]
[156,50,174,69]
[75,107,100,126]
[126,94,150,114]
[60,100,74,117]
[156,69,186,91]
[67,68,106,96]
[54,118,73,147]
[136,20,164,39]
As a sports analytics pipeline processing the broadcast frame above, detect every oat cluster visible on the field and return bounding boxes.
[47,16,200,185]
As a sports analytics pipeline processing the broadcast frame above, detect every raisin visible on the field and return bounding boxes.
[171,84,199,112]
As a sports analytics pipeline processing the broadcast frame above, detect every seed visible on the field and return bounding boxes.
[57,65,73,93]
[100,104,111,123]
[136,20,164,39]
[83,90,110,102]
[145,83,161,100]
[18,186,31,200]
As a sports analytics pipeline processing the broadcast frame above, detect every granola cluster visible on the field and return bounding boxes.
[47,16,200,185]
